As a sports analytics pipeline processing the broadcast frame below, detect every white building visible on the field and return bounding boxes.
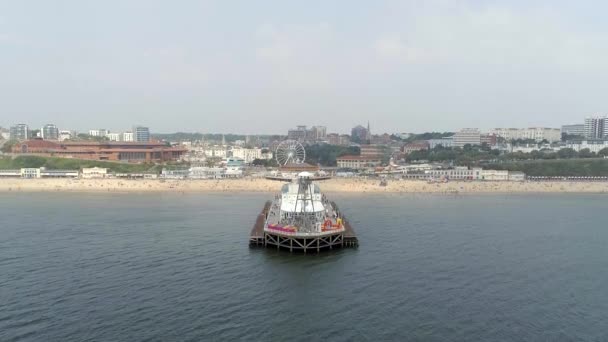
[566,140,608,153]
[428,137,453,149]
[453,129,481,147]
[89,129,108,137]
[123,131,134,142]
[203,146,227,158]
[59,130,74,141]
[81,167,108,179]
[230,147,271,163]
[491,127,561,142]
[336,156,382,169]
[20,168,41,178]
[426,167,482,180]
[107,133,121,141]
[480,169,510,181]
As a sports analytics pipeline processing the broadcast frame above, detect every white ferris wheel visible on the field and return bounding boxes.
[275,140,306,166]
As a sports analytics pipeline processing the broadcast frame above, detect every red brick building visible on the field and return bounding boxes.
[13,140,186,163]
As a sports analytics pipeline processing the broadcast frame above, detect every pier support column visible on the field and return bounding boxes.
[290,238,293,252]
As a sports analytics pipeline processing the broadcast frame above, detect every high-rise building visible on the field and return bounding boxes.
[41,124,59,140]
[561,124,585,137]
[453,128,481,147]
[584,116,606,139]
[351,125,368,143]
[310,126,327,140]
[287,126,308,141]
[10,124,29,140]
[133,126,150,142]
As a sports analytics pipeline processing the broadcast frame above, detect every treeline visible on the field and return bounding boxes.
[485,159,608,177]
[305,144,360,166]
[407,145,499,164]
[407,145,608,164]
[388,132,454,143]
[0,156,164,173]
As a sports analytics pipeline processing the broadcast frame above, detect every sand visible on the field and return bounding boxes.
[1,178,607,194]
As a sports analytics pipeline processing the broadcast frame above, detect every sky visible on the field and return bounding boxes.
[1,0,608,134]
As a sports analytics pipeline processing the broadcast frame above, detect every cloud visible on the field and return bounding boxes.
[372,3,608,71]
[374,34,436,64]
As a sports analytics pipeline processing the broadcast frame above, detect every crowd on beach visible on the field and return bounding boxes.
[1,177,608,193]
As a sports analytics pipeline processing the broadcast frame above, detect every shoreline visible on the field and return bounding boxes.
[1,178,608,194]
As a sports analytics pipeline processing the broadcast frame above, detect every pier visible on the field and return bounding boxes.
[249,201,358,253]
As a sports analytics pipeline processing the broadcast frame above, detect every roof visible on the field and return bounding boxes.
[337,155,381,161]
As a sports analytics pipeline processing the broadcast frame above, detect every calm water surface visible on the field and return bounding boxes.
[1,192,607,341]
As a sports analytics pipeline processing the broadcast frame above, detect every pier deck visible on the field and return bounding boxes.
[249,200,358,252]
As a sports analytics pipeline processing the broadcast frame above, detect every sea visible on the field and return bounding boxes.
[1,192,607,342]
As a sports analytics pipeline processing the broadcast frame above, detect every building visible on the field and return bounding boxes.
[231,147,267,163]
[508,171,526,181]
[565,140,608,153]
[41,124,59,140]
[0,127,9,140]
[403,141,429,154]
[89,129,108,137]
[584,116,606,139]
[203,146,227,158]
[351,125,369,143]
[107,133,121,141]
[20,168,41,178]
[561,124,585,137]
[13,140,186,162]
[428,137,453,149]
[133,126,150,142]
[123,131,134,142]
[521,128,561,142]
[491,127,561,142]
[371,133,392,145]
[40,169,79,178]
[287,126,308,141]
[81,167,108,179]
[336,155,382,169]
[327,133,340,145]
[0,169,21,177]
[426,167,482,180]
[480,169,510,181]
[59,130,74,141]
[10,124,29,140]
[453,129,481,147]
[480,134,497,146]
[360,144,387,159]
[310,126,327,140]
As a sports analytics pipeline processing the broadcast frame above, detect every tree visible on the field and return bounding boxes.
[578,148,594,158]
[557,148,578,159]
[1,140,17,153]
[598,147,608,157]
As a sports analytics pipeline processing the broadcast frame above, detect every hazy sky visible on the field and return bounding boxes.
[1,0,607,134]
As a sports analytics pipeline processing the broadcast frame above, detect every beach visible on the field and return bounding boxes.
[1,178,608,193]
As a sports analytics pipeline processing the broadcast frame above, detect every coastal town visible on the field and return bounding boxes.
[1,117,608,193]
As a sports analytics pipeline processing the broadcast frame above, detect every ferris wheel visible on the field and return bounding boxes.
[275,140,306,166]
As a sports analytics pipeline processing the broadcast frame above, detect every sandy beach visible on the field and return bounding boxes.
[1,178,608,193]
